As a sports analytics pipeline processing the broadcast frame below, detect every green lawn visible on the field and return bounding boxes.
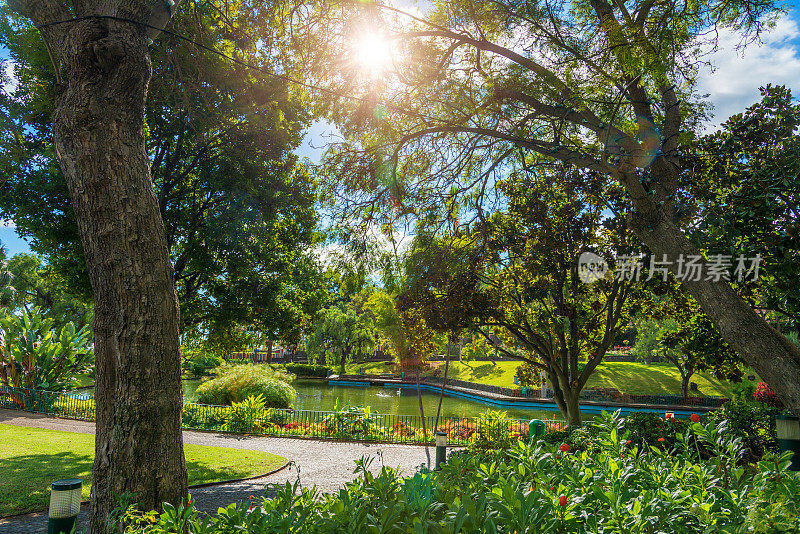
[345,360,733,397]
[586,362,731,397]
[0,424,286,517]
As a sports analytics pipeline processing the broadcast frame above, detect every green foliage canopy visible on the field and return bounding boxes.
[0,2,325,348]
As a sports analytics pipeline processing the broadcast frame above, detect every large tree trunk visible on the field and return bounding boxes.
[38,17,187,532]
[564,392,582,427]
[637,216,800,414]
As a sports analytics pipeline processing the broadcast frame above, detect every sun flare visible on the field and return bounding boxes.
[353,32,392,74]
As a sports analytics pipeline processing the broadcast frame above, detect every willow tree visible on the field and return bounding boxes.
[305,302,375,374]
[299,0,800,414]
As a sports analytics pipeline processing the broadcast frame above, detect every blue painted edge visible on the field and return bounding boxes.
[329,380,703,418]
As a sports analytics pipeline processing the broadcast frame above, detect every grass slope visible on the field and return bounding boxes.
[0,424,285,517]
[345,360,733,397]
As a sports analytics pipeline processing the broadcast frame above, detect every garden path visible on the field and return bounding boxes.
[0,408,436,534]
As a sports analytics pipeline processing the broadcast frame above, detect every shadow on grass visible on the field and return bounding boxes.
[0,451,92,517]
[590,364,679,395]
[1,450,266,516]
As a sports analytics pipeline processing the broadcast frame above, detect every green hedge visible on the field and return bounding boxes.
[284,363,332,378]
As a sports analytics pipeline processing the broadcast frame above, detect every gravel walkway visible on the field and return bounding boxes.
[0,409,436,534]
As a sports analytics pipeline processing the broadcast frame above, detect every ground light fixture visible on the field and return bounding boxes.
[776,414,800,471]
[435,431,447,469]
[48,478,82,534]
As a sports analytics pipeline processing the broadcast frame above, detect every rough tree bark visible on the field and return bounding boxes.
[681,371,694,400]
[7,2,188,532]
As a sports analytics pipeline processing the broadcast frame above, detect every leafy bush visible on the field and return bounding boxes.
[118,412,800,533]
[471,410,514,451]
[320,400,380,437]
[542,422,601,452]
[0,307,93,391]
[622,411,688,449]
[729,380,757,401]
[183,353,224,379]
[514,362,541,387]
[182,404,226,430]
[195,364,296,408]
[227,394,269,433]
[284,363,332,378]
[706,400,778,462]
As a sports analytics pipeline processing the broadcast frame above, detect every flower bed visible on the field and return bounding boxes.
[118,411,800,533]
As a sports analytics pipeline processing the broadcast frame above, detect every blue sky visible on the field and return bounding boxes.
[4,3,800,256]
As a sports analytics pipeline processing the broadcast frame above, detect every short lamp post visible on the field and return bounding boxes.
[48,478,82,534]
[777,414,800,471]
[435,431,447,469]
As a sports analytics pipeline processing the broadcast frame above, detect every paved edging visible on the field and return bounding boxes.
[187,459,291,489]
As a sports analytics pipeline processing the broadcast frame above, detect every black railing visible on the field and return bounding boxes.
[0,385,565,446]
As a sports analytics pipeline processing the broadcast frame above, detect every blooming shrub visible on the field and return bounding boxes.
[622,411,688,449]
[391,420,416,437]
[755,382,784,409]
[118,412,800,533]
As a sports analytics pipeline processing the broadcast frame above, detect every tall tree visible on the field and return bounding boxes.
[687,85,800,335]
[6,253,93,331]
[305,301,376,374]
[301,0,800,413]
[2,0,189,528]
[0,3,323,348]
[663,311,743,398]
[402,168,640,425]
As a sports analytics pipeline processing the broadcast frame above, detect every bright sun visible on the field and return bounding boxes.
[353,32,392,74]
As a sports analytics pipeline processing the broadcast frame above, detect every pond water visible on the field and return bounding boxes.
[84,379,563,421]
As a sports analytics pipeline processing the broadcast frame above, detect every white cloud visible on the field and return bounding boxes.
[314,223,412,270]
[2,60,18,93]
[698,14,800,131]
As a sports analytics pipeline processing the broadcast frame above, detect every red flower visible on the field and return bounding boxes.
[625,440,632,445]
[559,495,568,507]
[666,414,675,421]
[550,486,555,492]
[559,443,570,453]
[690,413,700,423]
[657,437,665,442]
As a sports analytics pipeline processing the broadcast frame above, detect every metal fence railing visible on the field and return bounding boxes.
[0,385,565,446]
